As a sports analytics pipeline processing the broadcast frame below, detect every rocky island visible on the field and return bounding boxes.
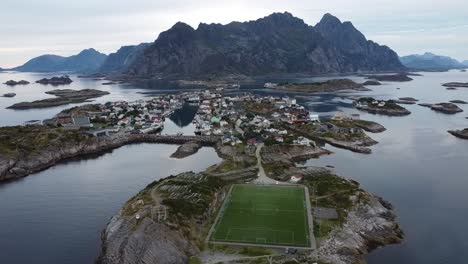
[97,146,403,264]
[394,97,419,105]
[170,141,202,159]
[7,89,109,109]
[3,80,30,86]
[362,80,382,86]
[442,82,468,88]
[2,93,16,98]
[448,128,468,139]
[363,73,413,82]
[36,76,73,85]
[449,100,467,104]
[355,97,411,116]
[266,79,367,93]
[418,103,463,114]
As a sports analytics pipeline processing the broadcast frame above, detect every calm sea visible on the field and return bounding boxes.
[0,71,467,264]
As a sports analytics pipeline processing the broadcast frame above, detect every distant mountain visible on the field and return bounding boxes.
[122,12,404,78]
[12,48,107,73]
[400,52,466,70]
[99,43,149,73]
[463,60,468,66]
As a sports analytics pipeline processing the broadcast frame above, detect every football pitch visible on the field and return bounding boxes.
[209,184,311,248]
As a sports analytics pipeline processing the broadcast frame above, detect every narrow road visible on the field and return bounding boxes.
[253,143,278,184]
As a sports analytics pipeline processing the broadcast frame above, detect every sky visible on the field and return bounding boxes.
[1,0,468,68]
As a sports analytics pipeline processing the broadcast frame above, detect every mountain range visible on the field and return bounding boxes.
[5,13,407,77]
[400,52,467,70]
[11,48,107,73]
[119,12,405,78]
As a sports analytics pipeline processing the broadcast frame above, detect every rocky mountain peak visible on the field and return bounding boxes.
[122,12,405,77]
[317,13,342,27]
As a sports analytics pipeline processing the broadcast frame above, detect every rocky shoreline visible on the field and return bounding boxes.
[0,123,403,264]
[97,167,403,264]
[353,120,386,133]
[448,129,468,140]
[418,102,463,114]
[356,105,411,116]
[309,194,404,264]
[0,132,219,182]
[363,73,413,82]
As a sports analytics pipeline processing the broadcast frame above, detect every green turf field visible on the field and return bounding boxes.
[210,184,311,247]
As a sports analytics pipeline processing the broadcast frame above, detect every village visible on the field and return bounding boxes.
[19,89,385,155]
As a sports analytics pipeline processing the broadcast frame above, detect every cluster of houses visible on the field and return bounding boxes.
[34,95,189,136]
[21,90,331,147]
[189,93,323,147]
[355,98,387,108]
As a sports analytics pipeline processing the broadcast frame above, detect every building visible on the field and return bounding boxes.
[72,116,92,128]
[290,175,304,183]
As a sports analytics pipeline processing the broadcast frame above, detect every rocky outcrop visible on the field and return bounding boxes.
[310,194,404,264]
[319,137,376,154]
[363,73,413,82]
[97,172,227,264]
[7,89,109,109]
[442,82,468,88]
[357,105,411,116]
[2,93,16,98]
[448,129,468,140]
[98,214,198,264]
[353,120,386,133]
[170,141,202,158]
[362,80,381,86]
[3,80,30,86]
[449,100,467,104]
[418,103,463,114]
[124,12,404,78]
[36,76,73,85]
[261,144,331,163]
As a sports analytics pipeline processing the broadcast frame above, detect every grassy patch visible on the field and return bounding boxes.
[189,256,203,264]
[314,219,341,239]
[210,185,310,247]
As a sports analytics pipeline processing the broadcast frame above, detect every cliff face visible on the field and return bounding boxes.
[124,12,405,78]
[99,43,150,73]
[98,216,197,264]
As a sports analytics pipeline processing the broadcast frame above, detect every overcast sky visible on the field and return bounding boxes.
[1,0,468,68]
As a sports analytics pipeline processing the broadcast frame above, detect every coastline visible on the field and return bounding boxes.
[0,134,219,183]
[96,166,404,264]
